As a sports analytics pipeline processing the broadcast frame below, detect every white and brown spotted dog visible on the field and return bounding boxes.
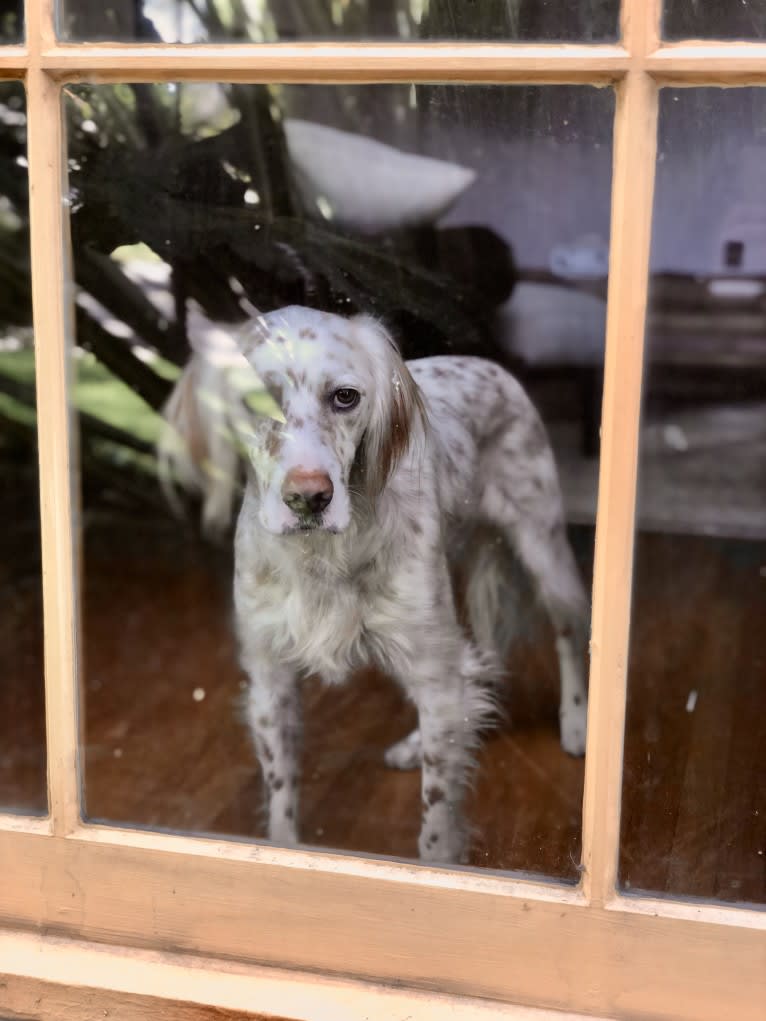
[159,306,589,863]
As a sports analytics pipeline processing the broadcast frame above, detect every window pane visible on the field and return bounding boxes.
[0,83,46,816]
[66,81,613,878]
[59,0,618,43]
[664,1,766,40]
[0,0,23,42]
[621,88,766,906]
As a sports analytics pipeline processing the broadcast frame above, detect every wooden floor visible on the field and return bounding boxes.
[2,507,764,904]
[621,532,766,904]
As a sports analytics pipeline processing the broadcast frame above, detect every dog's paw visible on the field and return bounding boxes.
[418,826,467,865]
[384,729,422,770]
[560,703,587,757]
[269,811,299,847]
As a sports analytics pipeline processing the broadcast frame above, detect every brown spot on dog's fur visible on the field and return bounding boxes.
[299,328,316,340]
[426,785,445,805]
[262,743,274,762]
[271,777,284,791]
[262,376,284,406]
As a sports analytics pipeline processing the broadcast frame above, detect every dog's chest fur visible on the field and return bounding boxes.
[232,354,542,686]
[234,502,418,684]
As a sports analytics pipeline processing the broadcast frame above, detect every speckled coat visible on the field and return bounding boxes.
[159,306,589,863]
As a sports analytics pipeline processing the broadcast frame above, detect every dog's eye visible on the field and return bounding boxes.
[331,387,360,411]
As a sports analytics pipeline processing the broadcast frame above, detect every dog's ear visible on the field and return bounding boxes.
[353,316,425,501]
[157,353,245,536]
[159,357,208,478]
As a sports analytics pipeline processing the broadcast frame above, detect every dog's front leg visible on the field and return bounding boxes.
[414,669,476,866]
[242,652,302,846]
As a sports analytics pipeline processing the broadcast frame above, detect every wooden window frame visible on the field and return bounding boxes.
[1,0,765,1017]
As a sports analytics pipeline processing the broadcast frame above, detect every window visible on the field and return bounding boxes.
[1,1,764,1019]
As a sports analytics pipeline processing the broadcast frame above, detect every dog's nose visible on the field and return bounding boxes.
[282,469,334,516]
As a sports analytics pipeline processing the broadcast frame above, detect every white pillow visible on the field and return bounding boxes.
[494,282,606,367]
[284,118,476,235]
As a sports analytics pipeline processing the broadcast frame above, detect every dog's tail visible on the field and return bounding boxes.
[460,526,529,667]
[157,347,260,536]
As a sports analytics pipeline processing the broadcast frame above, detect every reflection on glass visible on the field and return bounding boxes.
[66,81,613,875]
[1,0,22,42]
[621,89,766,905]
[59,0,618,43]
[664,1,766,40]
[0,83,46,815]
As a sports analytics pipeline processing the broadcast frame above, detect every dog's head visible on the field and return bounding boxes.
[159,306,424,536]
[235,306,424,536]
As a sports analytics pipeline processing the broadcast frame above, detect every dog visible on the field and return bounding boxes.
[159,306,589,864]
